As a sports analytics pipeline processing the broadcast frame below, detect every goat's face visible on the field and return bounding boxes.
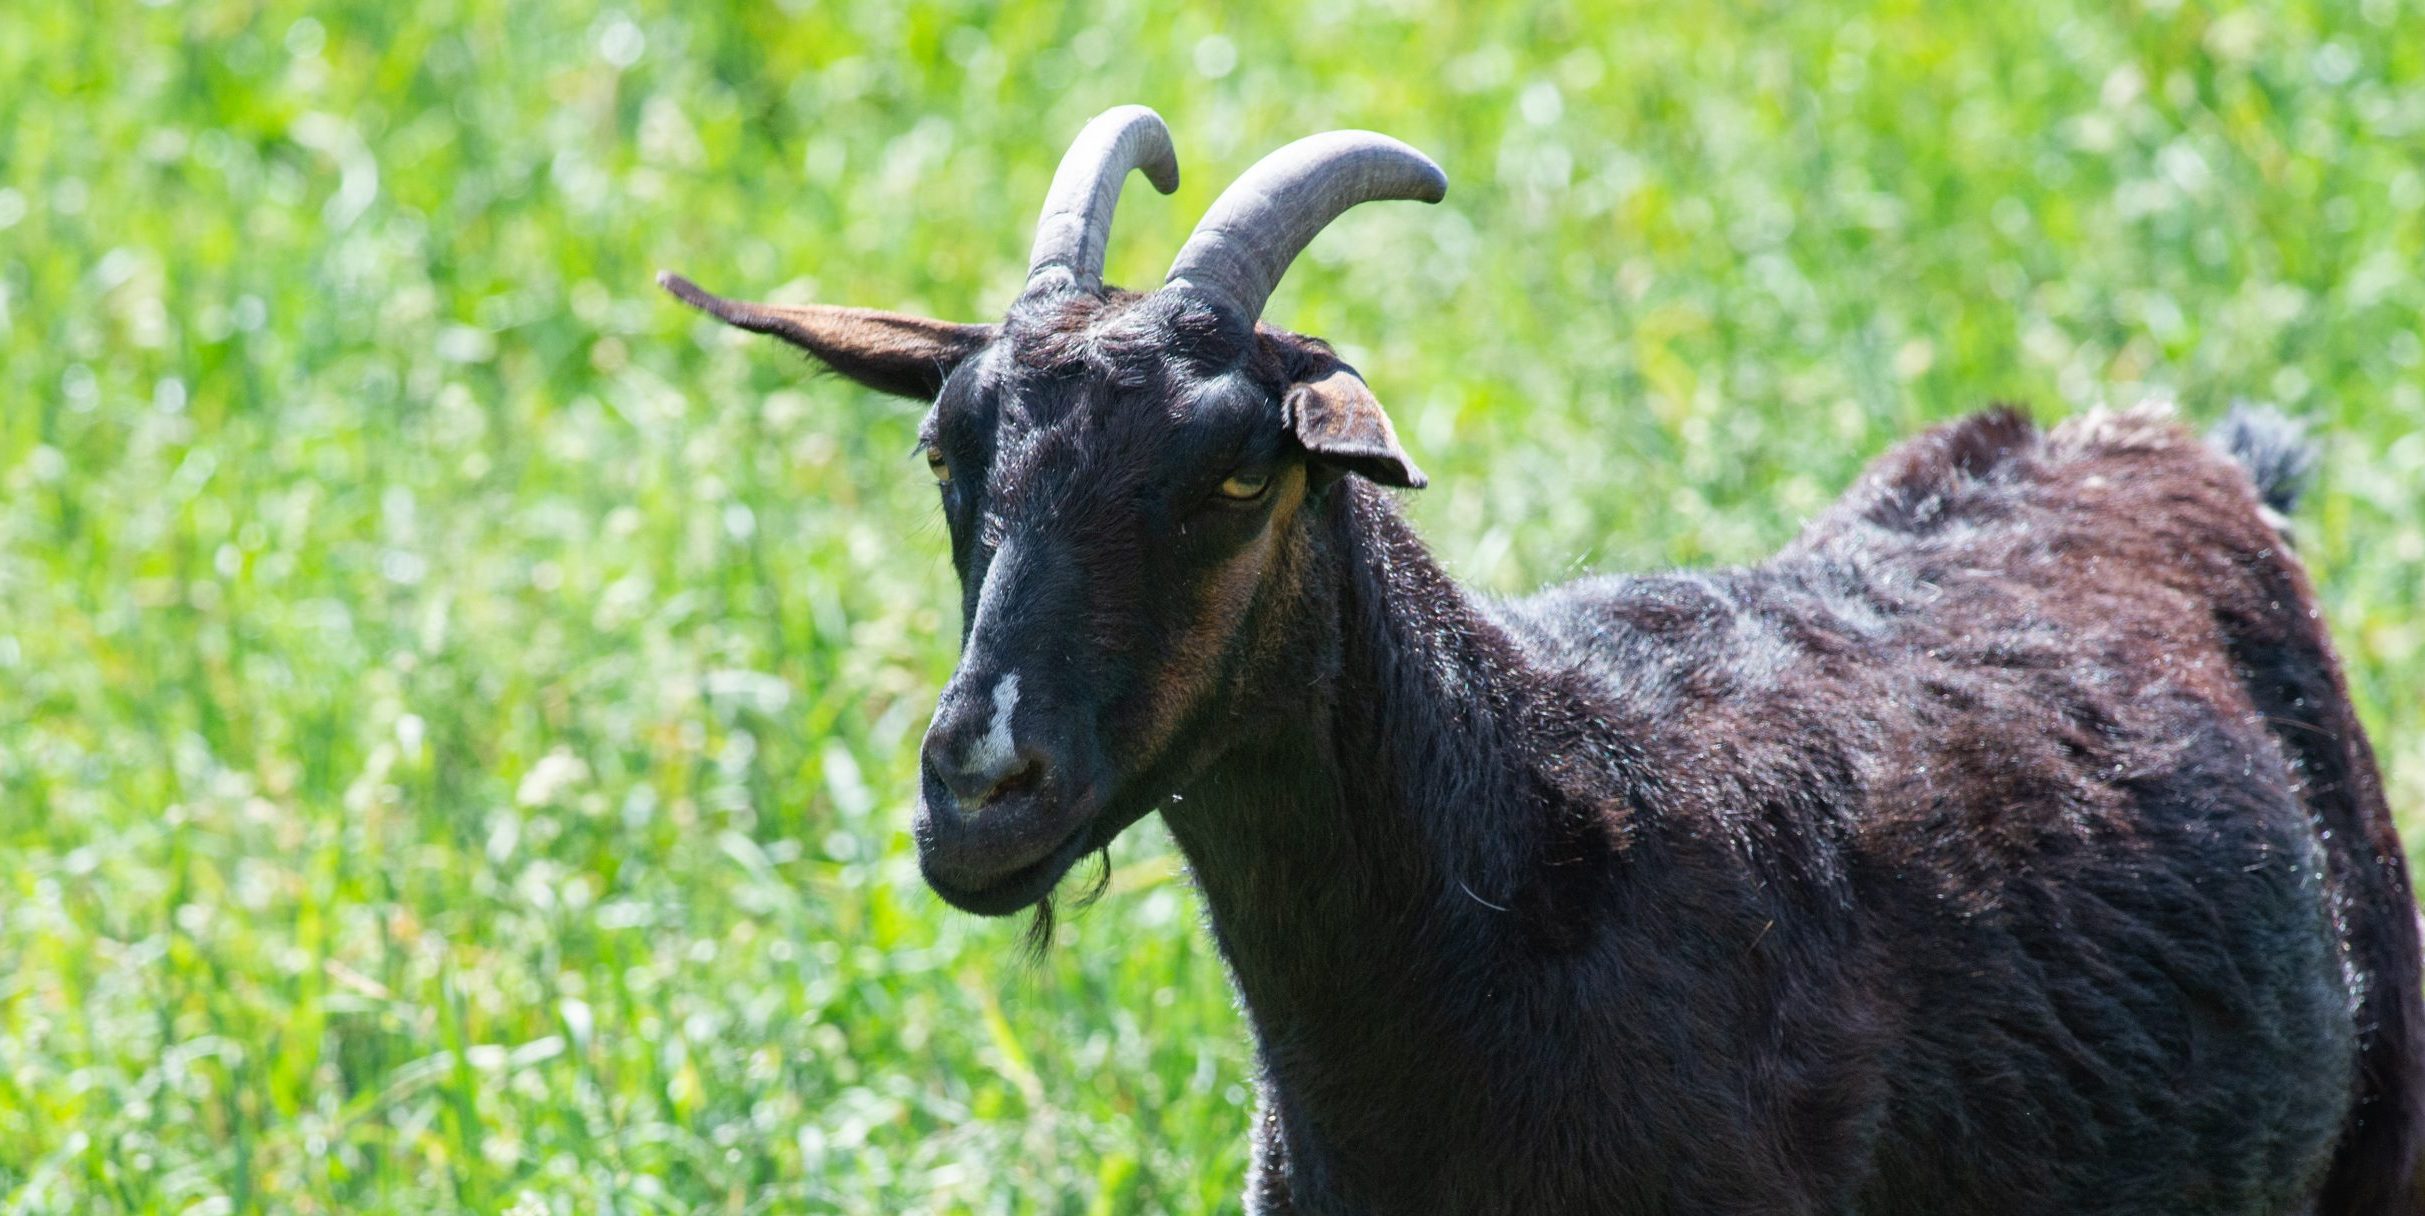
[908,292,1415,912]
[663,108,1442,914]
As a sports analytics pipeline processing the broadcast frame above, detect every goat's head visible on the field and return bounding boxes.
[662,107,1443,914]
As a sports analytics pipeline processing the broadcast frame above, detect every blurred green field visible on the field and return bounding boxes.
[3,1,2422,1212]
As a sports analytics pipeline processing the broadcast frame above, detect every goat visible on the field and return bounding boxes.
[664,106,2425,1214]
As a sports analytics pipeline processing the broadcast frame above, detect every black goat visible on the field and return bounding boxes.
[665,106,2425,1214]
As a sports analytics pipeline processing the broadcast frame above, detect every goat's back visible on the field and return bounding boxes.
[1497,404,2422,1212]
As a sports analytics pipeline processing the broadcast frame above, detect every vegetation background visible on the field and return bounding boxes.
[4,0,2421,1211]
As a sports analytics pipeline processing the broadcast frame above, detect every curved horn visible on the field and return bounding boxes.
[1024,105,1181,296]
[1163,131,1446,323]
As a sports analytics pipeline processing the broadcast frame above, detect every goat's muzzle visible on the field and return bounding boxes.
[914,671,1100,914]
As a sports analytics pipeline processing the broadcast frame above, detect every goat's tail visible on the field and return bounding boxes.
[2210,402,2318,520]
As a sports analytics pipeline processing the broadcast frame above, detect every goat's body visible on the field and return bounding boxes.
[1167,405,2421,1214]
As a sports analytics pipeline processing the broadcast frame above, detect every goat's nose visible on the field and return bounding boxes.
[924,672,1045,812]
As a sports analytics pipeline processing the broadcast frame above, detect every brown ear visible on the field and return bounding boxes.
[659,270,992,400]
[1282,363,1426,488]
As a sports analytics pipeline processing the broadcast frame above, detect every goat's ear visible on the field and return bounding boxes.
[1282,363,1427,489]
[659,270,992,400]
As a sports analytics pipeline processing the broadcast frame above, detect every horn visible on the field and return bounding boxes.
[1163,130,1445,323]
[1024,105,1181,295]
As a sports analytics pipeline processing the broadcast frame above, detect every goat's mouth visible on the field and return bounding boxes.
[917,782,1167,916]
[913,767,1110,916]
[915,756,1168,915]
[919,816,1098,915]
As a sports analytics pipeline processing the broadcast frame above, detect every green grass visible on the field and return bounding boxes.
[4,0,2422,1211]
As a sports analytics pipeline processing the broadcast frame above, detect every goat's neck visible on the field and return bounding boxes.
[1164,482,1612,1082]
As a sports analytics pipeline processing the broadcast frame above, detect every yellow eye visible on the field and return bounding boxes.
[924,445,951,485]
[1217,470,1271,501]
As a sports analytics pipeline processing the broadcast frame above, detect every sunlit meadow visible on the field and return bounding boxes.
[2,1,2421,1212]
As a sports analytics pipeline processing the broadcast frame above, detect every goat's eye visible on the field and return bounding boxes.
[1217,470,1272,501]
[924,445,951,486]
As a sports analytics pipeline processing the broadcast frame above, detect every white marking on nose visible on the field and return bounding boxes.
[960,673,1022,795]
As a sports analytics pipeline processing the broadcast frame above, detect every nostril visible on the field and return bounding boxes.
[941,750,1040,811]
[986,757,1038,802]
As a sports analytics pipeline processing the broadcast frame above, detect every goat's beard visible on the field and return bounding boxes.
[1019,845,1116,961]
